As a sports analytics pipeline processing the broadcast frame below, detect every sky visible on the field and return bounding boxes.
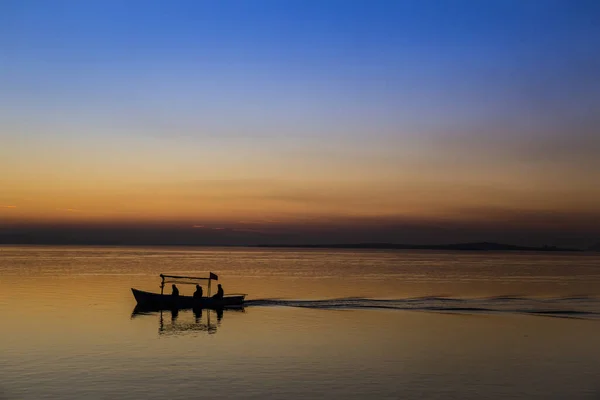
[1,0,600,246]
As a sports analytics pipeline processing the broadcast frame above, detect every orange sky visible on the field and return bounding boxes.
[2,132,599,238]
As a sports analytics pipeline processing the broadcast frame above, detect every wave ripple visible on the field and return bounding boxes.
[245,296,600,319]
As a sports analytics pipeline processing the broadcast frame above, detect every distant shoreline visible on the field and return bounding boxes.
[0,241,586,252]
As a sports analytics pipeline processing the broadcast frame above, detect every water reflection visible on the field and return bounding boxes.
[131,306,244,335]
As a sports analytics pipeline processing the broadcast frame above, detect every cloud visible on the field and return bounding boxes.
[1,205,16,208]
[190,223,271,235]
[191,225,229,231]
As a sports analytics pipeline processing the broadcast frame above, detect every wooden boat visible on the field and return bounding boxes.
[131,273,246,310]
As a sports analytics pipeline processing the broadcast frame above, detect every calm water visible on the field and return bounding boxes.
[1,246,600,399]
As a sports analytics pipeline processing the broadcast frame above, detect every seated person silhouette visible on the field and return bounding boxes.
[171,284,179,297]
[212,284,224,300]
[193,284,203,299]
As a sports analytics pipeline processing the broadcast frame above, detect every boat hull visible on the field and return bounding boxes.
[131,288,245,310]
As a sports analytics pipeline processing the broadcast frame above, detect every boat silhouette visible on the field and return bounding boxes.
[131,272,246,311]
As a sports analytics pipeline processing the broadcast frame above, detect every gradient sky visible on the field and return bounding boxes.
[2,0,600,246]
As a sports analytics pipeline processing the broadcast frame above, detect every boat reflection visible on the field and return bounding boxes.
[131,306,245,335]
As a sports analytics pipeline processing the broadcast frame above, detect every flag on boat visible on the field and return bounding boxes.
[209,272,218,281]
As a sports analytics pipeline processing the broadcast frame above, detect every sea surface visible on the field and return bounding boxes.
[1,246,600,399]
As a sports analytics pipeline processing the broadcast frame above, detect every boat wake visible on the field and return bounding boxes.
[245,295,600,319]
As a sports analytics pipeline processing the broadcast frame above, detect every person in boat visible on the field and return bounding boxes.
[193,284,203,299]
[171,284,179,297]
[212,284,224,300]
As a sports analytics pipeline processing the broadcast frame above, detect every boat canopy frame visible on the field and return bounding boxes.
[160,273,218,296]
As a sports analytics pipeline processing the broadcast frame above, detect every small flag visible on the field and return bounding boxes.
[209,272,218,281]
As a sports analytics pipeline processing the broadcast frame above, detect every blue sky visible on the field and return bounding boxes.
[3,0,598,137]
